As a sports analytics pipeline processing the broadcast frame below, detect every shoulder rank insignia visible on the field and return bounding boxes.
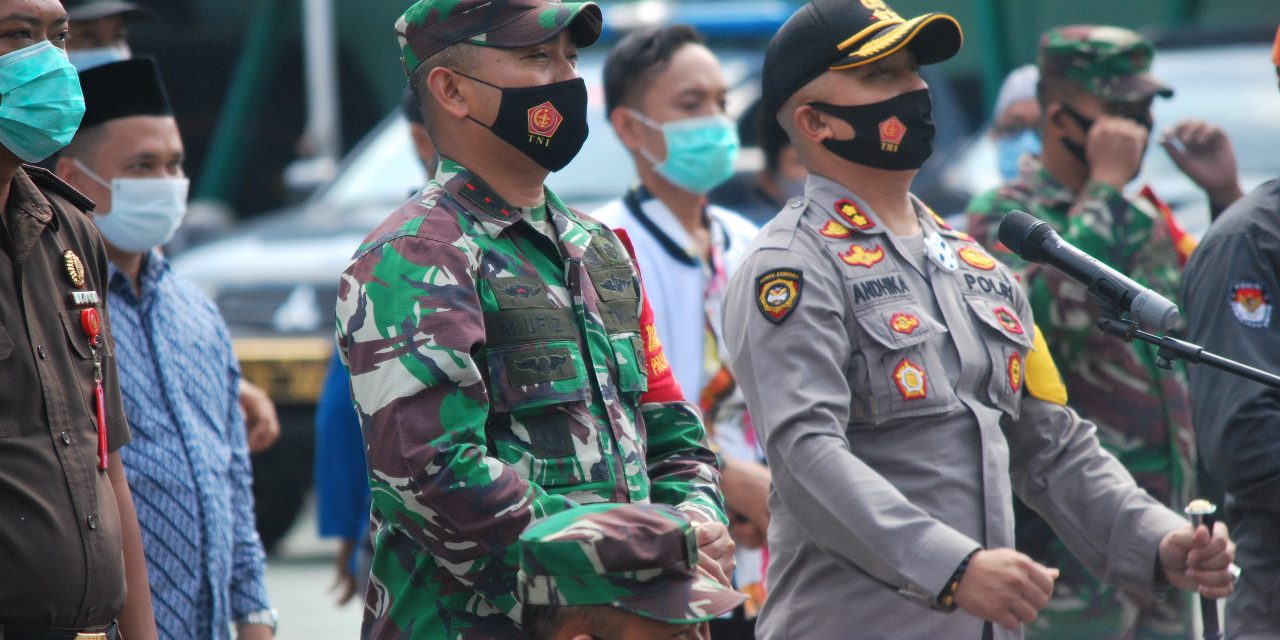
[958,246,996,271]
[839,244,885,268]
[63,249,86,288]
[1230,282,1272,328]
[930,209,953,230]
[890,312,920,335]
[893,358,927,401]
[818,220,853,239]
[756,269,804,325]
[1008,352,1023,393]
[835,199,876,231]
[993,306,1024,335]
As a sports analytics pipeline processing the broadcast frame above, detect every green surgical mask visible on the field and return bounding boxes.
[630,110,740,195]
[0,41,85,162]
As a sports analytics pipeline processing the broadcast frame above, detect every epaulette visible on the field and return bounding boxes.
[23,164,97,212]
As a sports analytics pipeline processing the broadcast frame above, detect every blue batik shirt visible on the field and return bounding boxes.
[109,251,271,640]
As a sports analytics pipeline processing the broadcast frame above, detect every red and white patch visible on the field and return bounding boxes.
[527,101,564,138]
[993,306,1024,335]
[1008,353,1023,394]
[818,220,853,238]
[890,312,920,335]
[879,116,907,153]
[893,358,927,401]
[1230,281,1272,328]
[958,246,996,270]
[839,244,886,268]
[834,199,875,231]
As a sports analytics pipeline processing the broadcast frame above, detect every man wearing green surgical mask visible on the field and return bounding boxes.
[595,25,767,639]
[0,1,157,638]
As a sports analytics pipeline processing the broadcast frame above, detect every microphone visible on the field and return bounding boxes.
[997,210,1180,332]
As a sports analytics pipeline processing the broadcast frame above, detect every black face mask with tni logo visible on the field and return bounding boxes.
[808,88,936,171]
[455,69,589,172]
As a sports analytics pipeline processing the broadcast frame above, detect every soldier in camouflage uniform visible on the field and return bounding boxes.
[517,503,746,640]
[965,26,1245,640]
[335,2,732,638]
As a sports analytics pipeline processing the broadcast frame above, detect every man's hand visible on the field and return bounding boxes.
[1087,115,1149,191]
[239,380,281,453]
[1158,521,1236,599]
[694,522,735,585]
[719,455,771,545]
[331,539,360,605]
[954,549,1059,631]
[1159,120,1243,211]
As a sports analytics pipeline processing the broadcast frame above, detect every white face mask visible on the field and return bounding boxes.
[67,44,131,72]
[75,159,190,252]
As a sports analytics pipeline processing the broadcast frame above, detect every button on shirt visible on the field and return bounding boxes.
[0,168,131,626]
[108,251,270,640]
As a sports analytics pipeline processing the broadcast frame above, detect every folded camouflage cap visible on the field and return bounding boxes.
[517,503,746,624]
[1038,25,1173,101]
[395,0,603,76]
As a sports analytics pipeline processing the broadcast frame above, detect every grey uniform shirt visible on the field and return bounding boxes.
[1181,178,1280,639]
[723,175,1188,640]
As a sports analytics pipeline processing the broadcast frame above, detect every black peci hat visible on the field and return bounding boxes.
[761,0,962,121]
[78,58,173,130]
[64,0,149,21]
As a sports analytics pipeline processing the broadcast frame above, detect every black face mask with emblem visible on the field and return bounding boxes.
[809,89,935,171]
[454,70,589,172]
[1058,102,1154,166]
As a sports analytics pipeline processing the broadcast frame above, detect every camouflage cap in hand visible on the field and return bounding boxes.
[517,503,746,624]
[395,0,603,76]
[1038,25,1173,101]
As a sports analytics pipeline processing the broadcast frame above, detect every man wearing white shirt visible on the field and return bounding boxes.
[592,24,768,638]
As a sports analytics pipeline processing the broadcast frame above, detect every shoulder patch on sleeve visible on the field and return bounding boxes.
[1025,324,1068,406]
[756,268,804,324]
[1230,281,1272,329]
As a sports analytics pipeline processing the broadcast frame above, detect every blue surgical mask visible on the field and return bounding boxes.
[68,43,132,72]
[76,159,190,252]
[0,41,85,162]
[996,128,1041,181]
[630,110,739,195]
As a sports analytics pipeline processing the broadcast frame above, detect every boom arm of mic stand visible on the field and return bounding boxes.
[1096,317,1280,390]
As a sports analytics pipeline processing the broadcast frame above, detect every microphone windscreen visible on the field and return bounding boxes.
[998,210,1051,262]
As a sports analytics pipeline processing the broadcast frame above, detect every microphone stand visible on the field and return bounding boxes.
[1097,313,1273,640]
[1096,315,1280,389]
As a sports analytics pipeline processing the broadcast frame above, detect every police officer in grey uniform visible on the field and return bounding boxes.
[721,1,1239,639]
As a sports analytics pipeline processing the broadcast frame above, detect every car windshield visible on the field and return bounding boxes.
[304,48,763,227]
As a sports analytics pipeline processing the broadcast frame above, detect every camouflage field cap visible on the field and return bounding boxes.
[1038,25,1174,101]
[762,0,963,119]
[517,503,746,624]
[395,0,603,76]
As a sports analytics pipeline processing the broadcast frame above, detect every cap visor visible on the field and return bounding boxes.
[480,2,602,50]
[831,13,963,70]
[614,573,747,624]
[67,1,149,21]
[1111,74,1175,101]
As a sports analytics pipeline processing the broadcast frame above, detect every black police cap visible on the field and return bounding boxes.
[761,0,963,122]
[78,58,173,130]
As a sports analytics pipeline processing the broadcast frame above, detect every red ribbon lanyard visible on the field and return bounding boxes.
[80,308,108,470]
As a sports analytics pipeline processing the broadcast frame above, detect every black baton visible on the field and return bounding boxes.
[1185,499,1222,640]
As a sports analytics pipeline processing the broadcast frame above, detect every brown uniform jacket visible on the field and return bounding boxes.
[0,167,131,627]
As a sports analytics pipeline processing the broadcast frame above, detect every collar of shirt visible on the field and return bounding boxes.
[1015,155,1077,216]
[805,173,957,241]
[107,249,169,306]
[624,186,730,268]
[432,156,581,240]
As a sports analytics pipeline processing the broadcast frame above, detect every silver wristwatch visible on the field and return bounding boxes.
[239,608,278,635]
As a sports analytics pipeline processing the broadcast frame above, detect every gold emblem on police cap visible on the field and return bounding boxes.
[63,249,86,288]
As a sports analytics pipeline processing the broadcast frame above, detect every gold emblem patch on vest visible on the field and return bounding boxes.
[893,358,927,400]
